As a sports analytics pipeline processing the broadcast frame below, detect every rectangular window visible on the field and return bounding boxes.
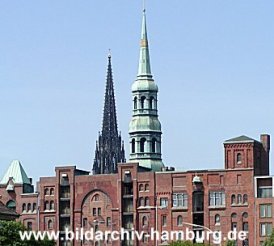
[173,193,188,208]
[231,222,237,231]
[243,222,248,231]
[260,204,272,218]
[260,223,272,237]
[160,198,168,208]
[93,208,96,216]
[162,215,167,227]
[107,217,111,227]
[209,191,225,207]
[98,207,101,216]
[258,187,273,198]
[83,218,87,227]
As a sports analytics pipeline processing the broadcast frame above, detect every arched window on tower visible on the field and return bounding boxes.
[48,219,53,230]
[140,138,146,153]
[132,139,136,153]
[151,138,157,153]
[141,96,146,109]
[237,153,242,164]
[149,97,154,109]
[134,97,137,110]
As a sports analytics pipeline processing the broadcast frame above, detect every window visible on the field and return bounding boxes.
[260,223,272,237]
[27,222,32,230]
[162,215,167,227]
[242,212,248,219]
[132,139,136,154]
[50,188,54,196]
[231,194,236,205]
[139,184,144,191]
[6,200,16,210]
[237,153,242,164]
[160,198,168,208]
[177,215,183,226]
[22,203,26,212]
[173,193,188,208]
[98,207,101,216]
[231,213,237,219]
[145,184,149,191]
[142,216,148,226]
[33,203,37,212]
[231,222,237,231]
[258,187,273,198]
[139,197,145,207]
[93,194,100,201]
[50,201,54,210]
[45,201,49,211]
[145,197,149,206]
[243,222,248,231]
[260,204,272,218]
[243,194,248,204]
[140,138,146,153]
[134,97,137,109]
[107,217,111,227]
[83,218,87,227]
[209,191,225,207]
[237,194,242,204]
[215,214,220,225]
[27,203,31,212]
[151,138,156,153]
[48,219,53,229]
[93,208,96,216]
[141,96,146,109]
[45,188,49,195]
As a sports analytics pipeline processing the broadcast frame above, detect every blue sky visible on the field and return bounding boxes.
[0,1,273,182]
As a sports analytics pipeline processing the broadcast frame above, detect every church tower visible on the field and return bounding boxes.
[129,9,164,171]
[93,54,126,174]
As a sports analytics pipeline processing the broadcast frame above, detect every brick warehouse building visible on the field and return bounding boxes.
[0,8,273,246]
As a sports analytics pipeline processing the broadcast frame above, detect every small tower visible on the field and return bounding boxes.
[93,54,126,174]
[129,9,164,171]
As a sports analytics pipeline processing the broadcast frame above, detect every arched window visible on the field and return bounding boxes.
[237,194,242,204]
[6,200,16,210]
[134,97,137,109]
[215,214,220,225]
[27,222,32,230]
[50,201,54,210]
[237,153,242,164]
[45,188,49,196]
[139,197,145,207]
[141,96,146,109]
[242,212,248,219]
[93,194,100,201]
[132,139,136,154]
[139,184,144,191]
[177,215,183,226]
[22,203,26,212]
[149,97,154,109]
[151,138,157,153]
[145,184,149,191]
[145,197,149,206]
[33,203,37,212]
[231,194,236,205]
[27,203,31,212]
[142,216,148,226]
[231,213,237,219]
[243,194,248,204]
[140,138,146,153]
[50,188,54,196]
[48,219,53,229]
[45,201,49,211]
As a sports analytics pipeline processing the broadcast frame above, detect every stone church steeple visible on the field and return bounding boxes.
[93,54,126,174]
[129,9,164,171]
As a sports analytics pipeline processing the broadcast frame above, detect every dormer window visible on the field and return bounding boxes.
[237,153,242,164]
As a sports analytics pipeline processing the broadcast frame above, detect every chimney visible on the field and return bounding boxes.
[260,134,270,152]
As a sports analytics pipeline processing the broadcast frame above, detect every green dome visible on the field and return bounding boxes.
[129,116,161,133]
[131,79,158,92]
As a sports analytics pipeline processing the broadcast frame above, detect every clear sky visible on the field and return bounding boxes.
[0,1,273,183]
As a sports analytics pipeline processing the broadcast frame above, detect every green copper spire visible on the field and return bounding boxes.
[137,9,152,78]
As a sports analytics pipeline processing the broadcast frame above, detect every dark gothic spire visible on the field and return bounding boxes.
[93,54,126,174]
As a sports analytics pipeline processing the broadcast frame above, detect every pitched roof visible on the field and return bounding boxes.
[0,160,31,185]
[0,202,18,217]
[224,135,258,144]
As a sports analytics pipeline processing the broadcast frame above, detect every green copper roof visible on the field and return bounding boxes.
[0,160,31,185]
[137,9,152,77]
[129,116,161,133]
[131,78,158,92]
[224,135,257,144]
[136,159,164,171]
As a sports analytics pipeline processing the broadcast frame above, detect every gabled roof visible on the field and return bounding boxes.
[224,135,258,144]
[0,160,31,185]
[0,202,18,216]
